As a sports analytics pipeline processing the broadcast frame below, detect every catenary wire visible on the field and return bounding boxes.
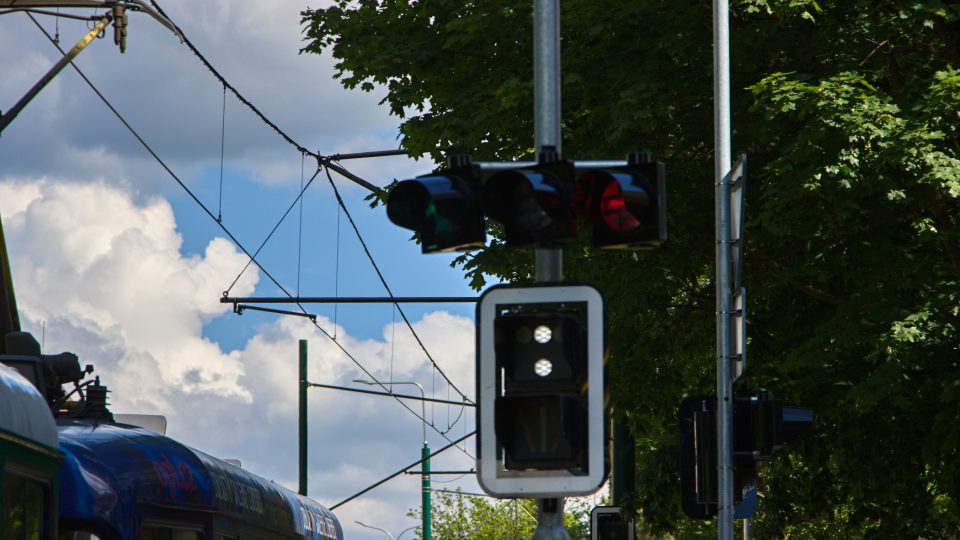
[223,166,321,296]
[325,167,474,404]
[144,0,471,407]
[25,13,291,298]
[25,14,474,459]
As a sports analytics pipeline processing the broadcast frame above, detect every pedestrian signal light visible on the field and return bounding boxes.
[477,284,606,498]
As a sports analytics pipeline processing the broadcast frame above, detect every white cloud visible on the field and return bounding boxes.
[0,177,479,539]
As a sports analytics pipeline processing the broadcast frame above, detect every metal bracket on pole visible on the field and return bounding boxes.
[0,14,111,134]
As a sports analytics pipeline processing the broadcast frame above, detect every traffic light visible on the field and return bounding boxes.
[494,310,588,470]
[574,152,666,249]
[679,394,814,519]
[385,157,485,253]
[591,506,634,540]
[481,151,577,248]
[477,284,606,498]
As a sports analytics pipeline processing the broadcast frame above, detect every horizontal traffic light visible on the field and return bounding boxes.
[385,153,667,251]
[386,160,485,253]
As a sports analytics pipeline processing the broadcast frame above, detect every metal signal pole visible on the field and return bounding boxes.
[532,0,569,539]
[713,0,735,538]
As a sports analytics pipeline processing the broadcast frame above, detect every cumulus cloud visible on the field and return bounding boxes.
[0,177,479,538]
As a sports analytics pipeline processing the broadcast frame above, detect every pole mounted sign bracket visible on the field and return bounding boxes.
[476,283,606,498]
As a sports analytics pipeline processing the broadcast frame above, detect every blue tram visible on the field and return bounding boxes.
[58,419,342,540]
[0,332,344,540]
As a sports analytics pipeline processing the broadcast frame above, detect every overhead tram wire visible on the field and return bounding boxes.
[329,431,474,511]
[146,0,403,195]
[138,1,475,409]
[222,165,322,297]
[324,167,474,405]
[25,13,474,460]
[24,13,290,298]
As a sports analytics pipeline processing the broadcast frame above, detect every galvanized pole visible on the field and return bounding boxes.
[534,0,563,284]
[713,0,734,538]
[532,0,568,538]
[299,339,308,496]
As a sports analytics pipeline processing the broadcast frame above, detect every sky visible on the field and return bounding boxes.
[0,2,607,538]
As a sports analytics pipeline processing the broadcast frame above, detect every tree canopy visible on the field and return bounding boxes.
[303,1,960,536]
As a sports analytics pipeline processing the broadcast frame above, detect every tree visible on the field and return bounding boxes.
[408,491,591,539]
[303,1,960,536]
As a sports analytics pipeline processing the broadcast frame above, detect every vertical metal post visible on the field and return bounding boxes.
[422,443,432,540]
[298,339,308,496]
[532,1,569,538]
[534,0,563,285]
[713,0,734,538]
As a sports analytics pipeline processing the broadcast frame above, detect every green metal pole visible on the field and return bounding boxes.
[422,442,431,540]
[299,339,308,496]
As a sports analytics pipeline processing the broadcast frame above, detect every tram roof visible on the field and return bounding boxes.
[0,364,57,448]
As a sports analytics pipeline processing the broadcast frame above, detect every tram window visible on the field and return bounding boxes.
[141,526,204,540]
[3,470,48,540]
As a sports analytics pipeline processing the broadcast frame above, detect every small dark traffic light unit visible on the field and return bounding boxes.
[590,506,634,540]
[482,152,577,248]
[574,152,666,249]
[477,284,605,498]
[679,394,813,519]
[385,157,485,254]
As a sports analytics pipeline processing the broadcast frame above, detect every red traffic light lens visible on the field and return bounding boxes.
[600,181,641,232]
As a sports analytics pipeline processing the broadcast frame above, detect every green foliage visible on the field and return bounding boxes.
[408,491,592,539]
[304,0,960,536]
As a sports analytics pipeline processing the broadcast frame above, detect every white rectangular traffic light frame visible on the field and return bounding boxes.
[476,283,605,498]
[591,506,635,540]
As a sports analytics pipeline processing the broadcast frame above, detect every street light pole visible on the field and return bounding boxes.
[354,380,432,540]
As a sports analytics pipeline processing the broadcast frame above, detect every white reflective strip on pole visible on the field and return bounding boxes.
[714,0,734,538]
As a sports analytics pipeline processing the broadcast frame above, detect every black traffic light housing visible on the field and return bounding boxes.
[482,150,577,248]
[494,310,589,471]
[574,152,666,249]
[679,394,814,519]
[386,156,485,253]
